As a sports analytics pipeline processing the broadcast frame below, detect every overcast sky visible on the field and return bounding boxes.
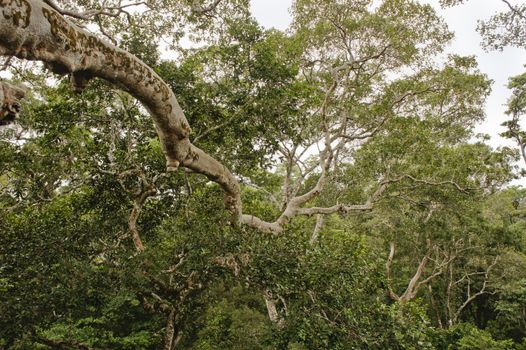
[250,0,526,152]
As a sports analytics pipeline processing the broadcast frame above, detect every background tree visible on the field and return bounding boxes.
[440,0,526,168]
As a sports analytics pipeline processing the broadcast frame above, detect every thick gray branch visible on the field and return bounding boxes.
[0,0,242,216]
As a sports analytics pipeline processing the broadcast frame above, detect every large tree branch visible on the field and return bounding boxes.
[241,178,389,234]
[386,240,460,302]
[241,169,466,234]
[0,0,243,216]
[395,174,471,194]
[398,246,431,301]
[0,1,472,239]
[386,241,432,302]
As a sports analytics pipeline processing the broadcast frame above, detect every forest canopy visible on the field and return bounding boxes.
[1,0,526,349]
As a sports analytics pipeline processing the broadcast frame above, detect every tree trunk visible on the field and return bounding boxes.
[163,308,176,350]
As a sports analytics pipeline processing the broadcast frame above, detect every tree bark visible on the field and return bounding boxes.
[263,290,284,328]
[0,0,392,234]
[163,308,176,350]
[0,0,242,215]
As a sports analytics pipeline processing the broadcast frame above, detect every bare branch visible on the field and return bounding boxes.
[451,256,498,324]
[298,180,389,216]
[386,240,459,302]
[398,174,471,194]
[241,178,389,234]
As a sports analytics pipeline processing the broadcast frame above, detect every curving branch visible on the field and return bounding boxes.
[386,232,473,304]
[386,241,453,302]
[0,0,243,216]
[0,1,469,237]
[399,174,471,193]
[386,242,433,302]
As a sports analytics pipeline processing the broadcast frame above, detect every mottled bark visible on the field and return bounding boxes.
[0,0,393,234]
[309,214,324,245]
[0,0,242,214]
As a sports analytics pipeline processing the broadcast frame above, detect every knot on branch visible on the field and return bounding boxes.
[70,70,94,93]
[0,82,26,125]
[44,61,93,93]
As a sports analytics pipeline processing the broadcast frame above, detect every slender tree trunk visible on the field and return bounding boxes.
[264,290,284,328]
[163,308,176,350]
[309,214,324,245]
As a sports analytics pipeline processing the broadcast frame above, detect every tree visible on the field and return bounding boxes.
[440,0,526,50]
[503,72,526,167]
[441,0,526,168]
[0,0,494,233]
[0,0,521,348]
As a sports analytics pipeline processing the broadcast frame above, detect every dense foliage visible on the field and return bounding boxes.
[1,0,525,349]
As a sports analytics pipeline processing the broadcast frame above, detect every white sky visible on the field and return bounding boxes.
[250,0,526,182]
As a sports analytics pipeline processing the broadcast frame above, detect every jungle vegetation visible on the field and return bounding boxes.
[1,0,526,349]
